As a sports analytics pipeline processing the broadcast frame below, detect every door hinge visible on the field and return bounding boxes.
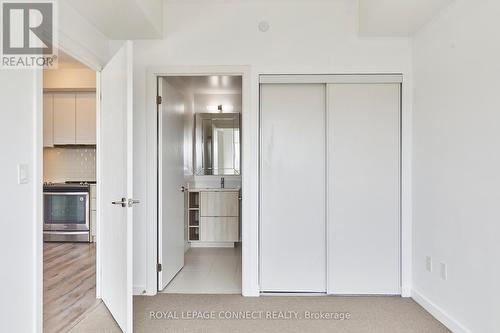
[156,95,162,105]
[157,263,162,272]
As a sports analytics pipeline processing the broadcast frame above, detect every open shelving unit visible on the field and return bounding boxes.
[188,191,200,241]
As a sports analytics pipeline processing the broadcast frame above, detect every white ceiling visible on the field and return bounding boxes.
[358,0,453,37]
[65,0,163,39]
[56,50,91,69]
[63,0,453,41]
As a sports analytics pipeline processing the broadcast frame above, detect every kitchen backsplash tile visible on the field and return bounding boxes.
[44,147,96,183]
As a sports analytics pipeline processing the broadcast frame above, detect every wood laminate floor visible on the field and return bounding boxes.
[44,242,99,333]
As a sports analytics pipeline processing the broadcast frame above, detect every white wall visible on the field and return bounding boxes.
[412,1,500,332]
[131,0,413,294]
[0,70,42,332]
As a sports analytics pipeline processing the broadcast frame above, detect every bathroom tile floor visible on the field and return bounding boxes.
[161,243,241,294]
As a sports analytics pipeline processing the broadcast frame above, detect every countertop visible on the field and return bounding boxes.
[188,187,240,192]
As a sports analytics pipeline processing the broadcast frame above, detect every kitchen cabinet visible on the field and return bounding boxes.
[53,92,76,145]
[43,93,54,147]
[76,92,97,145]
[45,92,96,145]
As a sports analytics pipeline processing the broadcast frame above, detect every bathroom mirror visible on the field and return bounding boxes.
[194,113,241,176]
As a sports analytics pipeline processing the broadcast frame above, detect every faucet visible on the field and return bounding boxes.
[221,177,225,189]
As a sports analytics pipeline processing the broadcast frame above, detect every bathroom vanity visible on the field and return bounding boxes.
[187,188,240,247]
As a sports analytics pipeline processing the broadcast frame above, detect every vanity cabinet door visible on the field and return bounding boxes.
[200,217,239,242]
[200,191,239,217]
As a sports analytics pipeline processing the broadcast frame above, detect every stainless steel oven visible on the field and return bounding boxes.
[43,183,90,242]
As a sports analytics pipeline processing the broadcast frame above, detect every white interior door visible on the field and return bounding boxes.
[100,41,135,332]
[327,83,401,295]
[158,78,185,290]
[260,83,326,292]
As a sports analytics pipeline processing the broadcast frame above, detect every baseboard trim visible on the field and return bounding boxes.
[133,285,148,296]
[242,283,260,297]
[401,286,412,297]
[411,289,471,333]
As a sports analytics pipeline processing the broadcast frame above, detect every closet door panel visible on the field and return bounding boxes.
[327,83,400,294]
[260,84,326,292]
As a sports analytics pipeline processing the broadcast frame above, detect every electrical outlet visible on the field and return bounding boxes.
[440,263,447,280]
[426,256,433,272]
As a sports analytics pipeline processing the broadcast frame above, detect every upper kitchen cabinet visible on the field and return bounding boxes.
[53,92,77,145]
[76,93,97,145]
[43,93,54,147]
[48,92,96,145]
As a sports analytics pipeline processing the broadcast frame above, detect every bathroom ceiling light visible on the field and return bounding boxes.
[209,76,220,87]
[206,104,234,112]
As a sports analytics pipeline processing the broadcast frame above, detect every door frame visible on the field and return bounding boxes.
[35,42,104,332]
[145,65,257,296]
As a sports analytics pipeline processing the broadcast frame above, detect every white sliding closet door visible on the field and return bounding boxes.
[327,83,401,295]
[260,84,326,292]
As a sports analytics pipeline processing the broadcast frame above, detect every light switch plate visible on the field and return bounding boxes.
[18,164,29,184]
[440,263,447,280]
[426,256,433,272]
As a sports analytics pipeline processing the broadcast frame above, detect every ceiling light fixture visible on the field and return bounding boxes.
[206,104,234,113]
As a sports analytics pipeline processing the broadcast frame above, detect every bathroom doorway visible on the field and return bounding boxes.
[157,75,243,294]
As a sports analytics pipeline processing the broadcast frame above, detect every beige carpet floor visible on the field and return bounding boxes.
[69,294,450,333]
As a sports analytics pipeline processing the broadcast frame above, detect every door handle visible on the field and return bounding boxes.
[112,198,127,207]
[128,199,140,207]
[112,198,141,208]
